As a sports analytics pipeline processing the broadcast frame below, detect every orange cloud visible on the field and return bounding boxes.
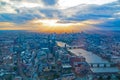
[0,19,101,33]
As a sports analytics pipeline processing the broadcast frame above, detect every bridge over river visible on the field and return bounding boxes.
[56,41,120,74]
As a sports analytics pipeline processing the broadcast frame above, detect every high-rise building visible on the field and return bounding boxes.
[48,33,56,54]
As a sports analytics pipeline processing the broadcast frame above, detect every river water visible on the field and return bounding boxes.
[56,41,120,73]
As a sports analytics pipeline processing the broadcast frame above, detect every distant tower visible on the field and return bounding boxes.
[51,33,56,47]
[48,33,56,55]
[64,44,67,49]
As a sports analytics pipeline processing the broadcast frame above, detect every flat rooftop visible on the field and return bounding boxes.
[62,64,72,69]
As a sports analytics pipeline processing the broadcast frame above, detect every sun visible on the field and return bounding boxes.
[30,19,76,33]
[32,19,72,27]
[27,19,100,33]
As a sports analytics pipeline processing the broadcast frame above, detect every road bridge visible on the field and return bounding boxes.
[88,63,115,68]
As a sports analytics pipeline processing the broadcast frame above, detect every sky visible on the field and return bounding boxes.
[0,0,120,33]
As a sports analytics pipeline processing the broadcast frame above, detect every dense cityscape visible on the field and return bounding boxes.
[0,0,120,80]
[0,30,120,80]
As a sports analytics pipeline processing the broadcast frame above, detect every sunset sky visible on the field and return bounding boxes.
[0,0,120,33]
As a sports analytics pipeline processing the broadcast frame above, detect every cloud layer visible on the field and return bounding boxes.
[0,19,100,33]
[0,0,120,33]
